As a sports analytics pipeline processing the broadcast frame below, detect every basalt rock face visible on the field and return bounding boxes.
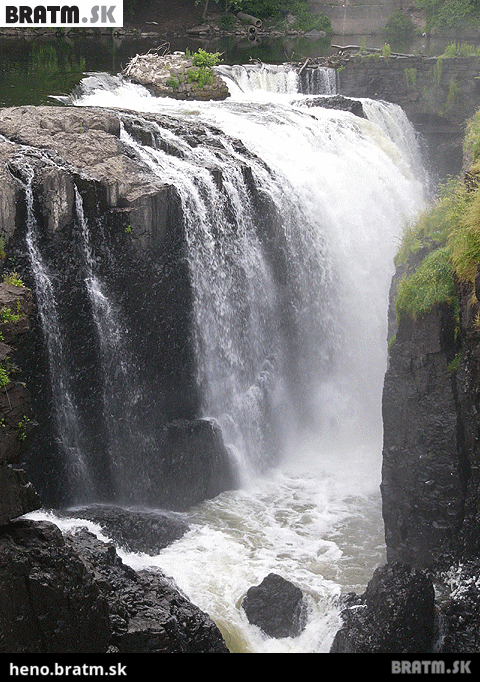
[0,519,228,653]
[377,244,480,652]
[381,303,466,569]
[381,265,480,570]
[330,562,436,653]
[0,282,41,525]
[0,105,240,511]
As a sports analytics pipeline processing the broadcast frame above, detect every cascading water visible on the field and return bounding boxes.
[74,188,156,502]
[28,62,428,652]
[10,158,94,501]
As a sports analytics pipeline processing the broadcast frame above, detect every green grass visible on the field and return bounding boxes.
[393,157,479,323]
[395,247,457,321]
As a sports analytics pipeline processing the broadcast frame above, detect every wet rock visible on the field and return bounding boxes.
[65,527,229,653]
[0,520,111,653]
[437,560,480,653]
[0,283,40,525]
[330,562,436,653]
[299,94,366,118]
[242,573,308,638]
[0,106,240,510]
[61,504,190,555]
[0,519,229,653]
[158,418,239,511]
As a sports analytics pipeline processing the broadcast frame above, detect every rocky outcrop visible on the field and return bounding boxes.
[0,105,241,510]
[122,51,229,101]
[59,504,190,555]
[381,304,466,569]
[330,563,436,653]
[298,94,365,118]
[241,573,307,639]
[0,519,228,653]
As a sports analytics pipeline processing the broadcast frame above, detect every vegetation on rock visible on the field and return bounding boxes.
[395,108,480,323]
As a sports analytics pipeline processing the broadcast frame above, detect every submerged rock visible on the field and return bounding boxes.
[61,504,190,555]
[299,94,365,118]
[242,573,308,638]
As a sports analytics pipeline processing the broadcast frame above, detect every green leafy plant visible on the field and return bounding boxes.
[404,67,418,89]
[383,10,416,40]
[192,48,222,68]
[0,307,21,323]
[187,66,215,88]
[17,415,30,441]
[3,272,24,287]
[382,43,392,59]
[0,364,10,389]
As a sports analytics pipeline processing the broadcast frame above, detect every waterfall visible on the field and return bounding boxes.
[25,64,428,651]
[8,158,93,501]
[214,63,337,96]
[59,67,427,489]
[74,188,156,502]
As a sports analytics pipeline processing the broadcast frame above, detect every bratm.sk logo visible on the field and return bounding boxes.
[0,1,123,26]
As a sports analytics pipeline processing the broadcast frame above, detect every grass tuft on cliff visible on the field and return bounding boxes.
[395,113,480,322]
[395,247,457,321]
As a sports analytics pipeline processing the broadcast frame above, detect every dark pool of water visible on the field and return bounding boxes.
[0,30,470,107]
[0,32,336,107]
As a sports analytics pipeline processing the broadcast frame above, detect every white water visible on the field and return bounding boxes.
[15,163,94,499]
[36,64,427,652]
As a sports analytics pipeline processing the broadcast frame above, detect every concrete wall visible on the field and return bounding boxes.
[336,54,480,178]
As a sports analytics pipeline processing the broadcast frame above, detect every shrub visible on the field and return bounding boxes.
[191,48,222,68]
[383,10,416,40]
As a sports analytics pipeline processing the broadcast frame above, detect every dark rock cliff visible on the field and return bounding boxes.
[0,281,41,525]
[381,261,480,571]
[0,105,240,511]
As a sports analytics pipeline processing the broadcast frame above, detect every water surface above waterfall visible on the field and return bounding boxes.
[22,61,427,652]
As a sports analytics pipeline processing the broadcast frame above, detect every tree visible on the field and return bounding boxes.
[415,0,480,30]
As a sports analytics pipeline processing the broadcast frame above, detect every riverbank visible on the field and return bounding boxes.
[0,0,328,40]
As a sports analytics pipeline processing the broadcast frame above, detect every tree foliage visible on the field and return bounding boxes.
[415,0,480,30]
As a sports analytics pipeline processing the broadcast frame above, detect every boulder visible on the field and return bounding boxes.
[299,94,366,118]
[330,562,436,653]
[242,573,307,638]
[158,418,239,511]
[0,518,229,653]
[65,526,229,653]
[0,520,111,653]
